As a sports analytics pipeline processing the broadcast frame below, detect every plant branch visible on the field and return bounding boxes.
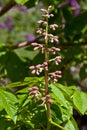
[0,0,16,17]
[11,36,41,49]
[11,39,87,50]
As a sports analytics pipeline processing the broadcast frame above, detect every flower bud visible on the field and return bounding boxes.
[48,99,52,104]
[31,43,38,46]
[37,20,43,24]
[46,94,50,98]
[29,66,35,70]
[28,87,33,91]
[40,9,47,13]
[32,86,38,90]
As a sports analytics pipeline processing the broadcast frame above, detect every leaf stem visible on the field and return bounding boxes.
[50,120,66,130]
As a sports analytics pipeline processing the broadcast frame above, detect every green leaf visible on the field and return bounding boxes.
[0,89,18,123]
[51,103,63,124]
[2,50,28,82]
[15,0,28,5]
[65,117,79,130]
[65,11,87,35]
[0,98,4,111]
[73,91,87,114]
[6,81,28,89]
[50,84,70,107]
[55,83,77,97]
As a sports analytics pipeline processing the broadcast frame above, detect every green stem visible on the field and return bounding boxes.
[50,120,66,130]
[44,14,51,130]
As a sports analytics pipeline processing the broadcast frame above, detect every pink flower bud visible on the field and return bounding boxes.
[34,46,39,51]
[37,20,43,24]
[36,28,42,34]
[43,32,46,36]
[40,9,47,13]
[31,43,38,46]
[32,86,38,90]
[48,99,52,104]
[43,62,48,66]
[55,70,62,74]
[53,78,58,82]
[43,22,47,26]
[51,73,56,77]
[36,64,42,69]
[41,97,46,101]
[32,90,37,94]
[28,87,33,91]
[50,14,54,17]
[54,38,59,43]
[46,94,50,98]
[39,44,43,48]
[29,66,35,70]
[50,24,58,30]
[42,14,50,18]
[31,70,36,74]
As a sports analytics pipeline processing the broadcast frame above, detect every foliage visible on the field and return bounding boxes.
[0,0,87,130]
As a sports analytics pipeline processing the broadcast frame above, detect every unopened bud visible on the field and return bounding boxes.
[46,94,50,98]
[32,86,38,90]
[40,9,47,13]
[37,20,43,24]
[48,99,52,104]
[31,43,38,46]
[29,66,35,70]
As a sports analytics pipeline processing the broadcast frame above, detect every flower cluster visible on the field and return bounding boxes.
[28,86,40,99]
[41,94,52,105]
[29,64,43,75]
[49,71,62,83]
[31,42,44,53]
[28,6,62,105]
[29,62,48,75]
[49,47,60,54]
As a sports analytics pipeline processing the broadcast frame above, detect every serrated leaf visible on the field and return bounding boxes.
[0,89,18,123]
[15,0,28,5]
[73,91,87,114]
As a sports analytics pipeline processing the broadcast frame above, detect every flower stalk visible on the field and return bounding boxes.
[44,12,51,130]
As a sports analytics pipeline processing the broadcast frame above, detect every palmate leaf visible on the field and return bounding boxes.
[0,89,18,123]
[15,0,28,5]
[73,91,87,114]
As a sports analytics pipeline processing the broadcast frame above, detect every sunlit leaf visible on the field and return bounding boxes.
[73,91,87,114]
[15,0,28,5]
[0,89,18,123]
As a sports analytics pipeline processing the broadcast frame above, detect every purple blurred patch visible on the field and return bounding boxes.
[65,0,80,15]
[58,4,63,8]
[0,22,6,29]
[25,34,35,41]
[66,0,80,8]
[5,17,14,30]
[16,5,28,13]
[74,9,80,16]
